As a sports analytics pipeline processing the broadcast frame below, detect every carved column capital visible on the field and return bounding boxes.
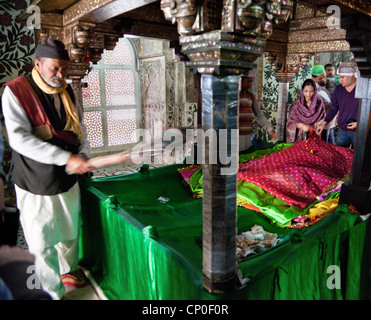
[161,0,294,75]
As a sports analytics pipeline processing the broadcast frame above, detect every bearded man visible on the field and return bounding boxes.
[2,37,94,299]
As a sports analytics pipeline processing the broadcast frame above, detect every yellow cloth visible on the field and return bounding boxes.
[31,67,83,140]
[307,198,339,220]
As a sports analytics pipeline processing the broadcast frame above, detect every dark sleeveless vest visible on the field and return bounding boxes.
[5,74,80,195]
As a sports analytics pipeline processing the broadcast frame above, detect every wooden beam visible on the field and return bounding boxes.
[63,0,159,25]
[118,20,178,41]
[18,0,80,19]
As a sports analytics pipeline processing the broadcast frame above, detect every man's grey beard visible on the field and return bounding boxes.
[42,75,64,88]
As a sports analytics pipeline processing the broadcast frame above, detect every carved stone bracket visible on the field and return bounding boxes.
[62,21,96,81]
[31,9,123,81]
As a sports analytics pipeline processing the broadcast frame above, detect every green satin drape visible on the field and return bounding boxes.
[79,164,371,300]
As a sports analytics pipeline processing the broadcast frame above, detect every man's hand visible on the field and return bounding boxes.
[297,122,311,133]
[269,130,277,141]
[347,121,357,130]
[65,154,95,175]
[314,120,327,135]
[0,245,35,267]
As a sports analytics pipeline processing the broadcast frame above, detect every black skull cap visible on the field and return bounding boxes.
[35,37,70,61]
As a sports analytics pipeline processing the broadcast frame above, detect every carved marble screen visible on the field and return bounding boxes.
[82,37,139,154]
[140,55,167,138]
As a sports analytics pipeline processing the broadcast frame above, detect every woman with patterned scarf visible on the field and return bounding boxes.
[286,79,326,143]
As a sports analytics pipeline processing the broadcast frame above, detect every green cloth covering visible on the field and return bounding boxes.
[237,180,319,226]
[79,164,371,300]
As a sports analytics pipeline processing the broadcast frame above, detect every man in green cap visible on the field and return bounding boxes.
[312,64,337,144]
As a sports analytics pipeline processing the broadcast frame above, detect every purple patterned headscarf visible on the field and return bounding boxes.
[286,81,325,142]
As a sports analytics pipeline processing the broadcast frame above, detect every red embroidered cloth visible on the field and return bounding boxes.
[237,136,353,208]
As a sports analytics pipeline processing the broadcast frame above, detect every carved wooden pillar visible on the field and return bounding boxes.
[161,0,294,293]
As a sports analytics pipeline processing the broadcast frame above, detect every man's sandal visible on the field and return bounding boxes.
[61,270,87,288]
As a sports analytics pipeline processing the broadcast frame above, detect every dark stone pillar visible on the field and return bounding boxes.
[200,74,239,293]
[339,76,371,213]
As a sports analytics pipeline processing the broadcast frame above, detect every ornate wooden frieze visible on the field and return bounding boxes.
[295,3,316,20]
[63,0,160,25]
[332,0,371,18]
[264,51,311,74]
[289,15,330,30]
[40,13,64,27]
[289,28,346,43]
[161,0,294,75]
[268,28,288,43]
[286,4,349,54]
[35,13,64,44]
[262,3,351,76]
[287,40,350,53]
[63,0,117,25]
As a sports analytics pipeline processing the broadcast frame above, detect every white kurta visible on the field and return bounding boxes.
[1,85,90,299]
[2,86,90,164]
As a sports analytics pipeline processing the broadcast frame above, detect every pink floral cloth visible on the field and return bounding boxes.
[237,136,353,208]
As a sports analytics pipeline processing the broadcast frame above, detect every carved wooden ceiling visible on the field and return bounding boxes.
[23,0,371,77]
[27,0,80,13]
